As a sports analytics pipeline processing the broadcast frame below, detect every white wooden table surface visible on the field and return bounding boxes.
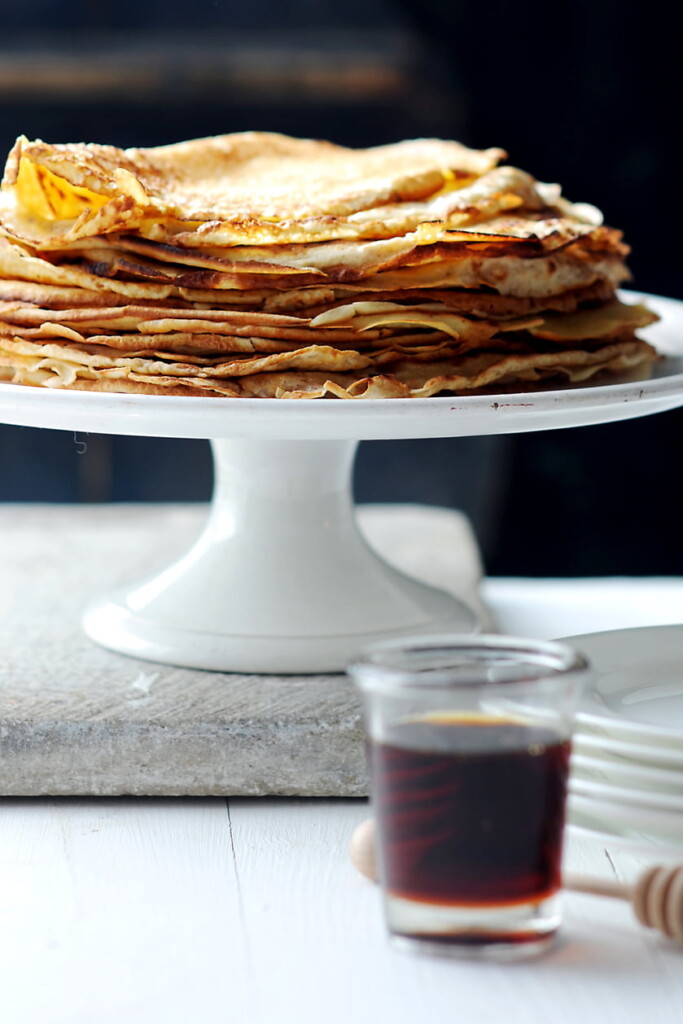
[2,580,683,1024]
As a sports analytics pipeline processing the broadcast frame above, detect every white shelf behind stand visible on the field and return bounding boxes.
[1,291,682,673]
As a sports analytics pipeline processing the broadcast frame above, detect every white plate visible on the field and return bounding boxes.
[571,751,683,794]
[569,775,683,812]
[568,792,683,843]
[567,814,683,855]
[573,730,683,769]
[564,624,683,745]
[576,715,683,748]
[0,290,681,442]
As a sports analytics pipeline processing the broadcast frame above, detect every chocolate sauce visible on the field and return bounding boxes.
[368,716,571,906]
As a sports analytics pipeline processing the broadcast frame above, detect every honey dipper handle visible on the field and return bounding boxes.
[563,873,632,901]
[566,864,683,943]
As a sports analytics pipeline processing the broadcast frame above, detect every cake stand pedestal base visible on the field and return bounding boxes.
[83,438,477,673]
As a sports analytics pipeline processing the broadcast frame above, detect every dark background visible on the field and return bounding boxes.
[0,0,680,575]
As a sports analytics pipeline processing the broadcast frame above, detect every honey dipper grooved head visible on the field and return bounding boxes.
[633,864,683,941]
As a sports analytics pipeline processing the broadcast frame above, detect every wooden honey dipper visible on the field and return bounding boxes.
[349,818,683,944]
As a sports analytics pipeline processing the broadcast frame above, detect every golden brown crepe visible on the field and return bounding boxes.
[0,131,659,400]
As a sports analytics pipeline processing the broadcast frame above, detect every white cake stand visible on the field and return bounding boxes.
[1,291,682,673]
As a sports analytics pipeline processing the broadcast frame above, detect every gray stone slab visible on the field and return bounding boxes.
[0,503,483,796]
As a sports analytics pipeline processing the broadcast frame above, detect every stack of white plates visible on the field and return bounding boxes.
[562,624,683,850]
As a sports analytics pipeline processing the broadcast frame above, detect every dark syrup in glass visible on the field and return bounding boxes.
[368,716,571,907]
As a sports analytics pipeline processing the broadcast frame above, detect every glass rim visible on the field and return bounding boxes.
[348,632,590,692]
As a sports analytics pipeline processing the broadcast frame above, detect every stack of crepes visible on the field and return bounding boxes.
[0,132,659,399]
